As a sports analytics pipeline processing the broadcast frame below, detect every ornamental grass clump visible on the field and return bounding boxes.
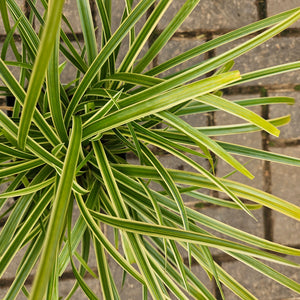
[1,0,300,299]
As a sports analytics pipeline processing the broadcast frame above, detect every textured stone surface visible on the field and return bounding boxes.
[60,41,85,84]
[199,206,264,258]
[168,263,215,299]
[113,34,149,69]
[270,146,300,245]
[222,256,300,299]
[201,206,264,239]
[268,0,300,28]
[215,36,300,87]
[14,278,102,299]
[62,0,89,33]
[0,246,31,281]
[58,278,102,299]
[109,0,146,34]
[100,0,148,69]
[1,2,300,299]
[0,0,24,35]
[158,152,211,200]
[157,37,206,78]
[35,0,83,33]
[269,91,300,139]
[157,0,258,32]
[109,259,144,300]
[0,42,22,86]
[0,183,14,216]
[0,286,28,299]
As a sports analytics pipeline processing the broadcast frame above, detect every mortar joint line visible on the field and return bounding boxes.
[260,88,274,242]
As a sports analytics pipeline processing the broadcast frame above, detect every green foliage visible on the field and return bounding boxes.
[0,1,300,299]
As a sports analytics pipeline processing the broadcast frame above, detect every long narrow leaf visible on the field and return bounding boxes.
[64,0,155,127]
[29,116,82,300]
[17,0,66,148]
[83,71,241,139]
[89,211,300,267]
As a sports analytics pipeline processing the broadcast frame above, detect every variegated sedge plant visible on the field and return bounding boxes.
[0,0,300,299]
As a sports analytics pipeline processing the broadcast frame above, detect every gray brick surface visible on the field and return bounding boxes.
[62,0,91,33]
[0,0,24,35]
[113,34,149,69]
[157,0,258,32]
[0,183,14,216]
[0,246,32,281]
[215,36,300,87]
[35,0,83,34]
[157,37,206,78]
[214,134,263,190]
[109,0,146,34]
[200,206,264,258]
[270,146,300,245]
[268,0,300,28]
[60,41,84,84]
[168,263,215,299]
[109,259,144,300]
[58,278,102,299]
[158,153,211,200]
[0,286,28,299]
[0,278,101,299]
[269,91,300,139]
[222,256,300,300]
[0,42,22,86]
[1,2,300,299]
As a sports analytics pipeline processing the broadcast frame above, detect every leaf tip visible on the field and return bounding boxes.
[273,127,281,137]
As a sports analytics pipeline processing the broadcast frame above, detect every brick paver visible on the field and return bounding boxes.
[268,0,300,28]
[0,0,24,35]
[157,0,258,32]
[215,36,300,87]
[269,91,300,139]
[222,256,300,299]
[1,1,300,299]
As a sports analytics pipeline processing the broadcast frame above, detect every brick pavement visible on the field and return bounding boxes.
[1,1,300,299]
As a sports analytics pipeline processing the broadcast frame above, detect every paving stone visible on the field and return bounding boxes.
[269,91,300,139]
[270,146,300,245]
[109,0,146,33]
[0,42,22,86]
[0,285,28,299]
[158,153,211,199]
[113,34,149,69]
[1,246,27,279]
[58,277,102,299]
[157,37,206,78]
[268,0,300,28]
[190,263,215,295]
[199,206,264,257]
[157,0,258,32]
[180,111,208,128]
[168,263,215,299]
[0,0,24,35]
[62,0,87,33]
[35,0,83,34]
[215,95,263,190]
[99,0,148,69]
[0,277,101,299]
[215,36,300,87]
[222,255,300,299]
[0,183,14,216]
[60,41,85,84]
[109,257,215,299]
[109,259,144,299]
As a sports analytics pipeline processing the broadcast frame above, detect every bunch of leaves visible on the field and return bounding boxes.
[1,0,300,299]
